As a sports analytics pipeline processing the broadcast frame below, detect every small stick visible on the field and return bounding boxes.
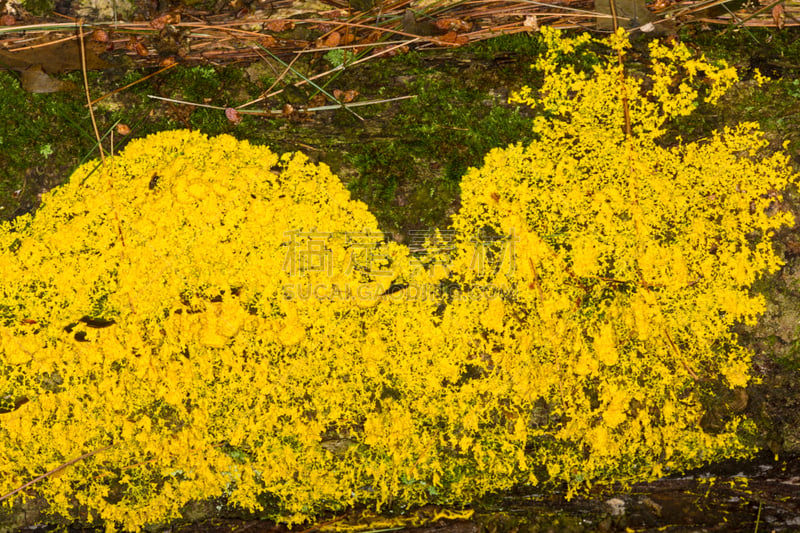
[246,39,419,106]
[147,94,416,113]
[259,48,304,104]
[88,62,178,107]
[255,43,365,121]
[0,444,114,503]
[5,34,78,51]
[663,329,700,381]
[78,20,105,165]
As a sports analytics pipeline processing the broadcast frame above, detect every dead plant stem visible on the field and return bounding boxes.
[78,20,105,165]
[88,62,178,107]
[0,445,114,503]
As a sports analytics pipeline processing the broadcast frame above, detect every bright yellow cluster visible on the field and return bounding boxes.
[0,29,796,531]
[451,27,793,488]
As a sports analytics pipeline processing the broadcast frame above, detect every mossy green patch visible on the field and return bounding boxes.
[16,0,55,16]
[339,51,539,237]
[3,28,800,241]
[0,34,546,228]
[0,70,105,218]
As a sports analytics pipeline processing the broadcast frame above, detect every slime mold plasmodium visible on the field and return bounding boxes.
[0,29,797,531]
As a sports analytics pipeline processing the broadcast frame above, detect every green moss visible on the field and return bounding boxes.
[679,26,800,67]
[0,32,550,227]
[343,60,537,237]
[3,28,799,242]
[0,71,105,218]
[471,33,547,60]
[17,0,55,15]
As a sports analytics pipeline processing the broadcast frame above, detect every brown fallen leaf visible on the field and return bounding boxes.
[650,0,672,10]
[333,89,358,103]
[439,31,468,46]
[772,3,785,29]
[354,31,382,54]
[92,29,110,42]
[265,19,294,32]
[127,36,149,57]
[322,31,341,48]
[316,23,337,33]
[0,39,109,73]
[150,12,181,30]
[20,64,77,93]
[1,14,16,25]
[380,44,408,57]
[402,9,445,36]
[309,93,327,107]
[434,18,472,32]
[259,35,278,48]
[360,30,382,45]
[225,107,243,124]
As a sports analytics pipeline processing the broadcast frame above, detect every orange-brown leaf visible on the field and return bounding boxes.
[439,31,468,45]
[434,18,472,32]
[259,35,278,48]
[92,29,110,42]
[341,89,358,103]
[360,30,382,44]
[772,3,785,29]
[333,89,358,103]
[225,107,243,124]
[127,37,149,57]
[150,12,180,30]
[324,31,342,47]
[266,19,295,32]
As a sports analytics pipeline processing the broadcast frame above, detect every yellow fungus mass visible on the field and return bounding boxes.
[0,30,795,531]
